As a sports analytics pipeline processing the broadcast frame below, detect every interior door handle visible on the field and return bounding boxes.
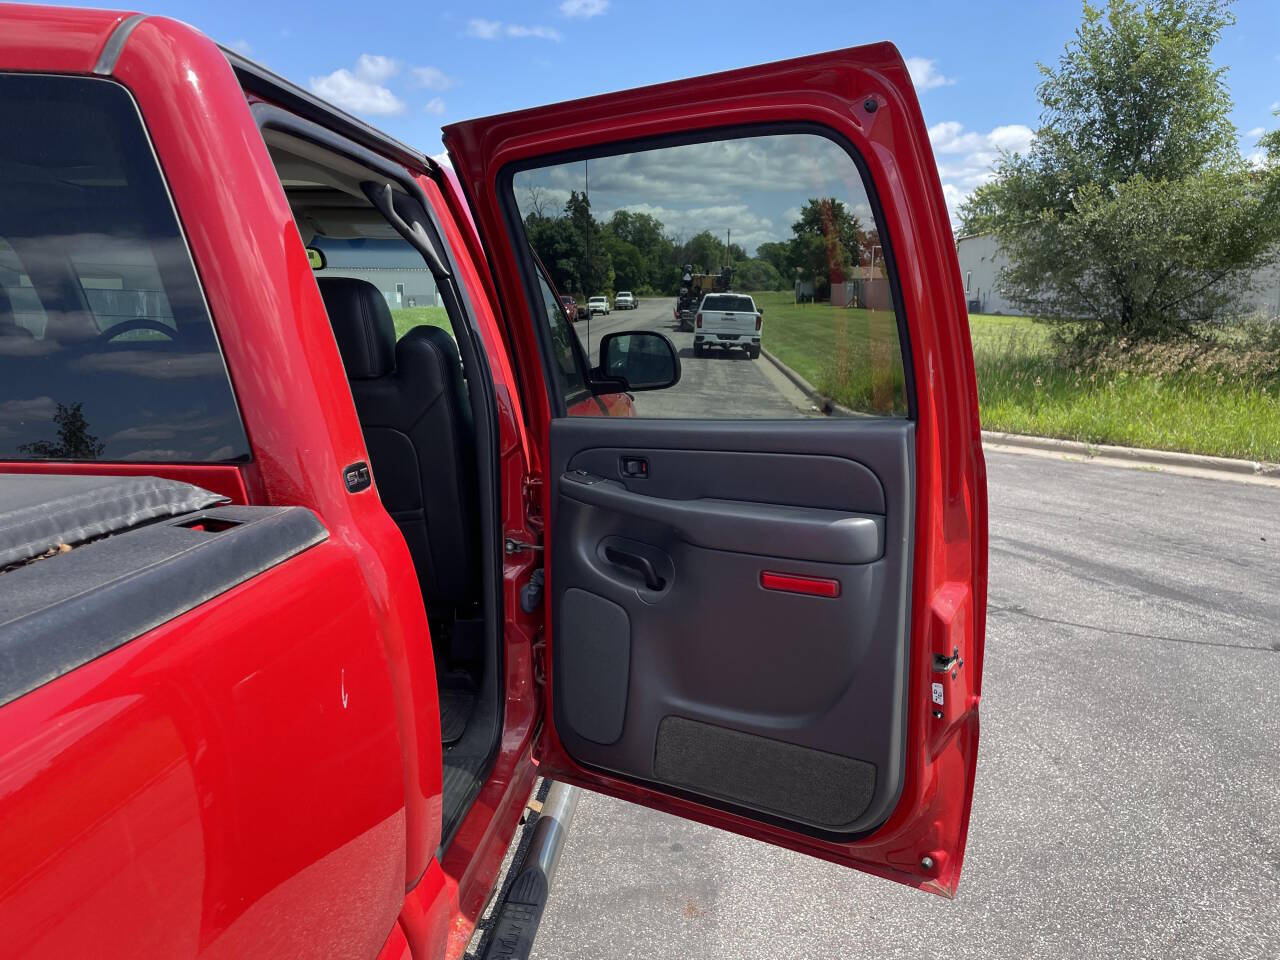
[604,545,666,591]
[561,475,883,564]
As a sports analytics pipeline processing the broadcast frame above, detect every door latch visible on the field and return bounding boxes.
[932,647,963,675]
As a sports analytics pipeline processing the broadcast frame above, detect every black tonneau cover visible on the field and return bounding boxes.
[0,474,328,706]
[0,473,225,568]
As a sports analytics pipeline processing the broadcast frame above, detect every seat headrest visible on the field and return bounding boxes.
[316,277,397,379]
[0,285,31,338]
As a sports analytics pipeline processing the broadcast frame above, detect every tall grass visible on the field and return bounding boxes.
[758,289,1280,461]
[972,315,1280,461]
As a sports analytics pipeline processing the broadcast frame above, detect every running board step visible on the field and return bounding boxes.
[481,781,580,960]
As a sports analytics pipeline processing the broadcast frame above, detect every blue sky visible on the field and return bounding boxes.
[54,0,1280,221]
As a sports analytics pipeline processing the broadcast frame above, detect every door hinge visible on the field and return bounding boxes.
[532,635,546,686]
[523,473,544,522]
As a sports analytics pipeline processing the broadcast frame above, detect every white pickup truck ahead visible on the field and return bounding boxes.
[693,292,762,358]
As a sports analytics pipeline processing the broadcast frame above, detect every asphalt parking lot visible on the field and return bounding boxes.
[537,301,1280,959]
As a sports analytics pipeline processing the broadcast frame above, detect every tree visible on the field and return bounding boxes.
[679,231,727,275]
[756,241,795,280]
[18,402,106,460]
[731,257,785,291]
[789,197,864,296]
[959,0,1280,345]
[565,191,613,295]
[526,213,585,294]
[524,184,552,221]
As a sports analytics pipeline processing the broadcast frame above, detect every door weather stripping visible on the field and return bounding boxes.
[94,13,147,75]
[480,781,580,960]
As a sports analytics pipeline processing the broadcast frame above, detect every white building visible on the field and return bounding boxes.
[955,233,1019,315]
[956,232,1280,319]
[311,237,439,310]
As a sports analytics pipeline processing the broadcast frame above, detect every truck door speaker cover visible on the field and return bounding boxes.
[559,589,631,744]
[653,715,876,829]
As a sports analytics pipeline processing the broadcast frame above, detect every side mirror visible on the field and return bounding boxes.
[594,330,681,392]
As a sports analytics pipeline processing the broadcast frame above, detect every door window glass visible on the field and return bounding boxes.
[511,132,909,419]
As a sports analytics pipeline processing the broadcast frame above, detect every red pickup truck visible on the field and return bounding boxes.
[0,6,987,959]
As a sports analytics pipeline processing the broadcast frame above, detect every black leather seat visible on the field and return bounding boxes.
[317,277,479,614]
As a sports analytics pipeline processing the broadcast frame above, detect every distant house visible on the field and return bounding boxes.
[954,233,1019,315]
[311,236,439,310]
[956,232,1280,319]
[831,265,892,310]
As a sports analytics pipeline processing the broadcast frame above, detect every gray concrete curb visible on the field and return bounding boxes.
[761,346,1280,480]
[980,431,1280,479]
[761,348,862,418]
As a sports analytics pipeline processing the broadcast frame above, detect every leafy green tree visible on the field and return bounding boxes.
[601,232,646,291]
[732,257,785,291]
[526,213,585,295]
[789,197,864,296]
[679,231,727,275]
[565,191,613,295]
[756,241,795,280]
[959,0,1280,345]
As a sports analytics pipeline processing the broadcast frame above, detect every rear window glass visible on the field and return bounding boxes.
[701,295,756,312]
[0,74,249,463]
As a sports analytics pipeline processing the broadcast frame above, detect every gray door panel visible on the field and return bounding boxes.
[550,417,914,835]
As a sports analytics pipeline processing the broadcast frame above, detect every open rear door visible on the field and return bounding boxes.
[444,42,987,897]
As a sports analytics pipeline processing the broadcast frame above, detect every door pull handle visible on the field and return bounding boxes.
[604,546,665,591]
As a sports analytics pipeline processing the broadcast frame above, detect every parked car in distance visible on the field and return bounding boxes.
[588,295,611,315]
[559,294,578,322]
[694,292,763,358]
[615,291,636,310]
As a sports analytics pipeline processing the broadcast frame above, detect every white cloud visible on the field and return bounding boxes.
[928,120,1035,222]
[514,135,874,253]
[309,54,405,115]
[467,18,563,41]
[1246,126,1266,139]
[560,0,608,16]
[412,66,456,90]
[354,54,397,82]
[431,151,453,169]
[506,24,563,41]
[228,38,252,56]
[466,18,503,39]
[905,57,955,92]
[423,98,447,116]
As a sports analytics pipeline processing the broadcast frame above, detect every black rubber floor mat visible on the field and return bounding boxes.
[440,687,476,745]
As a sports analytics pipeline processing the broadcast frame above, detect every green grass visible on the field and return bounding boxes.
[970,313,1280,461]
[755,290,1280,462]
[751,290,908,415]
[390,306,452,340]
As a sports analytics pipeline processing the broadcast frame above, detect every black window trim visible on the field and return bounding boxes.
[494,120,919,422]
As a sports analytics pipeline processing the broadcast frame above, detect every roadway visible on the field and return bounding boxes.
[572,296,818,418]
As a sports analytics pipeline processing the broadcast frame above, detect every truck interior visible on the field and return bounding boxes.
[258,121,503,851]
